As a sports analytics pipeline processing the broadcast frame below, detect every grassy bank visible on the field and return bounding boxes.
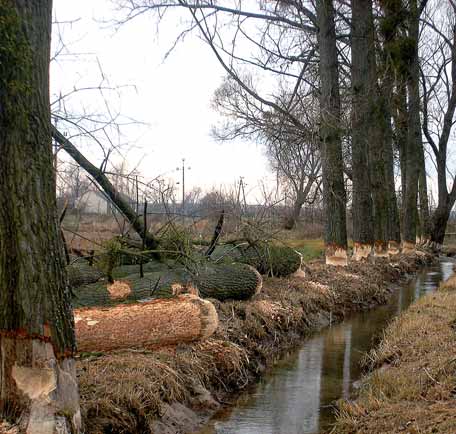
[333,270,456,434]
[77,253,433,434]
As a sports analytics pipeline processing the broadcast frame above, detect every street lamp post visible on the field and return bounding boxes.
[176,158,191,223]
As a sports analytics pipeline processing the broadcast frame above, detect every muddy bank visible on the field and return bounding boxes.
[332,269,456,434]
[76,252,434,434]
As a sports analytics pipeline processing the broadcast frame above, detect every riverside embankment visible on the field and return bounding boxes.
[77,252,435,434]
[333,261,456,434]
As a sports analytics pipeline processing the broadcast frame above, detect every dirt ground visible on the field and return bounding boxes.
[74,252,436,434]
[332,269,456,434]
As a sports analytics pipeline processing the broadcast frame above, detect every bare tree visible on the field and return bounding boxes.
[212,75,322,230]
[421,0,456,246]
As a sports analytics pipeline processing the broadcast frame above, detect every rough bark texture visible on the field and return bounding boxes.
[195,263,262,301]
[0,1,80,431]
[74,295,218,352]
[67,262,105,288]
[72,262,263,306]
[418,141,431,243]
[222,243,302,277]
[402,0,421,246]
[317,0,348,265]
[350,0,375,259]
[378,0,402,247]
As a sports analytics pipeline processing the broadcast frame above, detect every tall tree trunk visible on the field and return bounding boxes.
[350,0,375,260]
[379,0,403,253]
[402,0,421,251]
[284,199,304,230]
[430,201,451,245]
[317,0,348,266]
[418,141,431,243]
[393,83,408,237]
[382,77,402,252]
[0,1,81,432]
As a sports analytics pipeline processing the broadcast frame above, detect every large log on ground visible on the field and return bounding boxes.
[214,243,302,277]
[73,262,262,307]
[194,263,262,301]
[72,270,188,308]
[67,261,105,288]
[74,294,218,352]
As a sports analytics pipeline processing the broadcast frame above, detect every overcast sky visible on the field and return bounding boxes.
[51,0,273,201]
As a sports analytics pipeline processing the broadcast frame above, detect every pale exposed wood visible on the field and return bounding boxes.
[74,295,218,352]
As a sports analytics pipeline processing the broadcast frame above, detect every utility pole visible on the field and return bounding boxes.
[176,158,191,223]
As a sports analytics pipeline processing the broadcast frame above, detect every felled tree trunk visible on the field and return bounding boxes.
[235,244,301,277]
[195,263,262,301]
[67,262,105,288]
[52,128,161,258]
[74,295,218,352]
[73,261,262,307]
[0,2,80,432]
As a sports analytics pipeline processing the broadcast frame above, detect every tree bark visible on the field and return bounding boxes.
[74,295,218,352]
[52,128,161,258]
[378,0,403,252]
[0,1,80,431]
[195,263,263,300]
[351,0,375,260]
[418,141,431,243]
[402,0,421,250]
[317,0,348,266]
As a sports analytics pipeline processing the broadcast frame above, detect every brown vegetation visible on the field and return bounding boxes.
[333,271,456,434]
[76,252,433,434]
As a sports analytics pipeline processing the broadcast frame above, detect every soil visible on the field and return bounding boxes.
[76,252,434,434]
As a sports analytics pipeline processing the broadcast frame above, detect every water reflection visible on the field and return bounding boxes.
[197,260,454,434]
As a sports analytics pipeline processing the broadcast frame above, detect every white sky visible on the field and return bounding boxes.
[51,0,273,201]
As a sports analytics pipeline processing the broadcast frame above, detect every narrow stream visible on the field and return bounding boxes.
[197,258,454,434]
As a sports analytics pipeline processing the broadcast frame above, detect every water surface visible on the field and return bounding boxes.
[197,259,454,434]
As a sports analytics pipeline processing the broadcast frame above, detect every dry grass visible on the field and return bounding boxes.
[77,252,434,434]
[332,274,456,434]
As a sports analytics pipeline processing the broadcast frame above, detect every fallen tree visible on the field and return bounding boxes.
[72,262,262,307]
[52,126,160,257]
[74,294,218,352]
[214,242,302,277]
[67,261,105,288]
[195,263,262,301]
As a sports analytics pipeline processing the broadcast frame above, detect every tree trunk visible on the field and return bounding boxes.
[394,83,409,227]
[74,295,218,352]
[379,0,403,253]
[0,1,80,432]
[350,0,375,260]
[317,0,348,266]
[418,141,431,243]
[283,199,304,230]
[195,264,263,300]
[52,128,161,258]
[430,202,450,246]
[402,0,421,251]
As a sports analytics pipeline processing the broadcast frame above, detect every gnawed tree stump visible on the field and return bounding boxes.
[74,294,218,352]
[194,263,262,301]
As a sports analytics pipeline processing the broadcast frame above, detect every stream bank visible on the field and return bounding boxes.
[332,267,456,434]
[77,252,434,434]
